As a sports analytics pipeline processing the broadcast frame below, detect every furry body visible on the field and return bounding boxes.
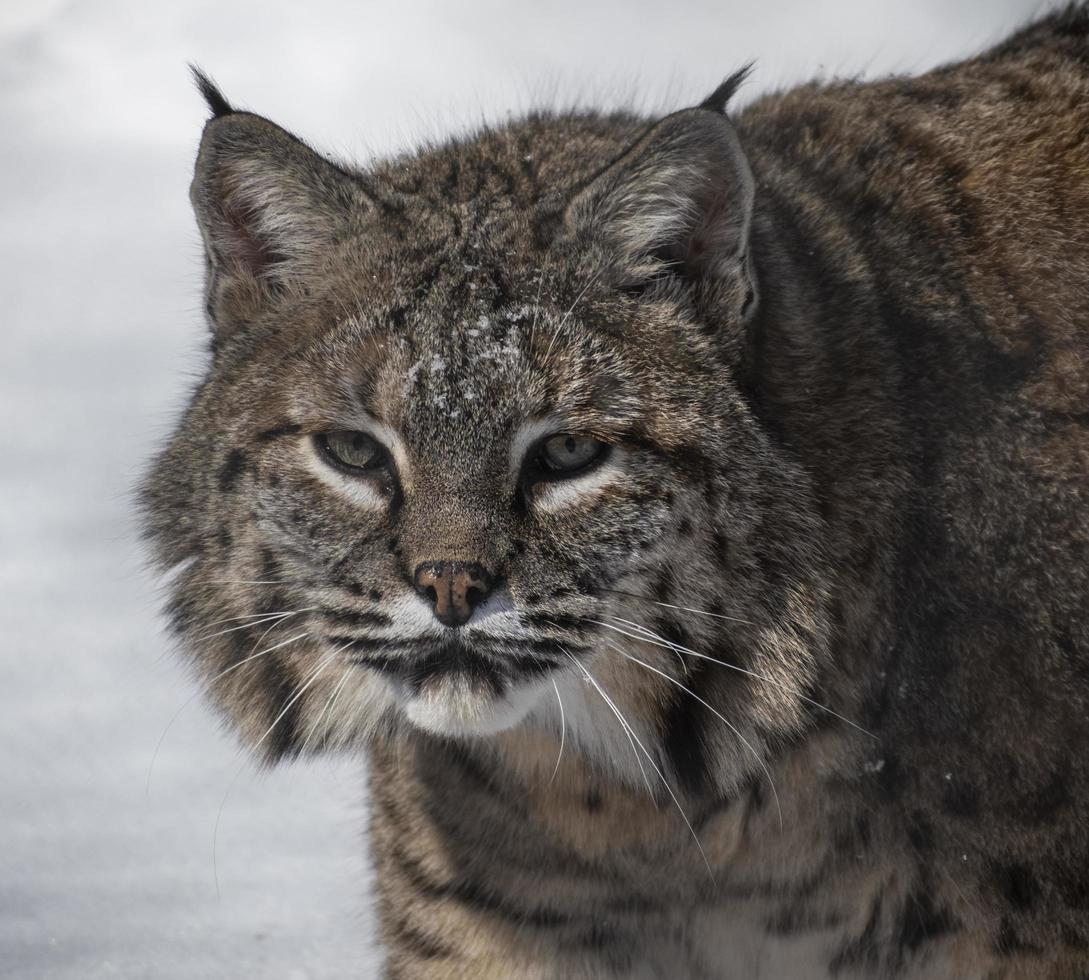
[143,8,1089,977]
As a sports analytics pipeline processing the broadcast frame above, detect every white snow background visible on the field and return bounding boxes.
[0,1,1062,976]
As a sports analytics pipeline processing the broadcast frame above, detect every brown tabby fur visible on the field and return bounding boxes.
[142,6,1089,977]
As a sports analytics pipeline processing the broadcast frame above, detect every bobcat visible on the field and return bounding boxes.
[142,7,1089,978]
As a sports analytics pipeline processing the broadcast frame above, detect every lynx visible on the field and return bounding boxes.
[143,7,1089,977]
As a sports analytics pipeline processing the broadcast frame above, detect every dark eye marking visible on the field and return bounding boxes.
[256,422,302,442]
[218,448,248,492]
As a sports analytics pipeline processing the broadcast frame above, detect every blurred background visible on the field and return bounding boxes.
[0,1,1062,976]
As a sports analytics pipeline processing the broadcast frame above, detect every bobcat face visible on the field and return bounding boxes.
[229,267,694,738]
[143,73,828,790]
[166,249,721,739]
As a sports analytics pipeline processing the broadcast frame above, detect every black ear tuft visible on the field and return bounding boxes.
[699,63,755,114]
[189,65,234,118]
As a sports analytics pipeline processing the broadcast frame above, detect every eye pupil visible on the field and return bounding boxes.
[534,432,609,480]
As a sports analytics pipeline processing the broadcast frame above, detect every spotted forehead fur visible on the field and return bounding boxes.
[240,138,735,469]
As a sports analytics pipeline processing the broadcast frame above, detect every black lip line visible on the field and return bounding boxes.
[372,647,511,698]
[323,630,592,699]
[343,643,572,687]
[346,649,565,673]
[325,633,590,656]
[326,634,417,654]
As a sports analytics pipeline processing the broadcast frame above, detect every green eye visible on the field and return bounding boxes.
[319,430,386,472]
[537,433,609,477]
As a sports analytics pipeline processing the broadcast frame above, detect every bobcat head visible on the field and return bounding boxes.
[142,71,830,797]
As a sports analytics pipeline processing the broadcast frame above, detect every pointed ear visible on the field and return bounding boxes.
[189,90,372,334]
[565,100,756,323]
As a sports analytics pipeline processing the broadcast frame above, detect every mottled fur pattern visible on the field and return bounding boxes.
[142,7,1089,977]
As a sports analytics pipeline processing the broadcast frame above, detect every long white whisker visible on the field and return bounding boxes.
[320,668,358,751]
[212,647,339,896]
[563,650,712,878]
[559,649,654,801]
[196,611,302,641]
[299,659,355,755]
[252,651,341,759]
[549,678,566,785]
[609,641,784,831]
[145,627,312,794]
[594,616,877,740]
[200,607,314,630]
[599,588,754,627]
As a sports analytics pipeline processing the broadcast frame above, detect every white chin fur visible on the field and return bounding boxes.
[399,674,551,737]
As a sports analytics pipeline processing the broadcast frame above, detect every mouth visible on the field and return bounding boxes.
[342,634,566,737]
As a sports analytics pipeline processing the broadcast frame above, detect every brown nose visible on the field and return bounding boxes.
[413,561,494,628]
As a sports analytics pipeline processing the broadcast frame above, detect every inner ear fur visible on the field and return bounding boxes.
[565,106,757,321]
[190,110,372,333]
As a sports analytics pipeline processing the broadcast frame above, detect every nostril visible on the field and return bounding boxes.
[465,585,485,610]
[412,563,446,616]
[419,584,438,606]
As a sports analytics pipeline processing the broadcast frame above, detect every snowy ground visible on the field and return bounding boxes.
[0,1,1058,976]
